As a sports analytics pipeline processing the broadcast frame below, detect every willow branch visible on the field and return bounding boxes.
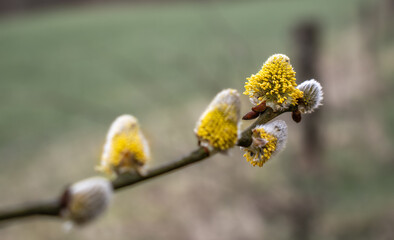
[112,147,209,190]
[0,108,287,223]
[0,199,61,222]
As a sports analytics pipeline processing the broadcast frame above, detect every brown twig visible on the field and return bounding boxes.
[112,147,209,190]
[0,199,61,222]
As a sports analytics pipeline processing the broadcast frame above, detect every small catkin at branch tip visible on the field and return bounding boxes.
[61,177,113,228]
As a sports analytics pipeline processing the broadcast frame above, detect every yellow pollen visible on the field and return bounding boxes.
[244,54,303,108]
[97,115,150,177]
[196,103,239,151]
[109,131,147,168]
[243,128,277,167]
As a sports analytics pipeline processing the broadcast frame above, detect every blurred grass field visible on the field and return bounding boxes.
[0,0,367,169]
[0,0,393,239]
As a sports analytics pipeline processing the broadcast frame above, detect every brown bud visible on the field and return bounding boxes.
[251,101,267,113]
[59,186,71,210]
[292,110,302,123]
[202,146,211,156]
[242,111,260,120]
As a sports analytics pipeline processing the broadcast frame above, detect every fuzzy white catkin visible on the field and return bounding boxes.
[63,177,113,228]
[297,79,323,114]
[241,120,288,167]
[256,120,288,155]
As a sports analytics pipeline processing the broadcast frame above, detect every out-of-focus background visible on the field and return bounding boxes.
[0,0,393,239]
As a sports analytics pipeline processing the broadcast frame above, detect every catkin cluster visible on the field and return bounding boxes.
[60,53,323,227]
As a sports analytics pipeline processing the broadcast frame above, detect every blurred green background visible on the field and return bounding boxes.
[0,0,393,239]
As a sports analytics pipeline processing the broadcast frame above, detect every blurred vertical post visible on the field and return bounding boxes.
[290,21,323,240]
[359,0,393,90]
[294,22,322,171]
[380,0,394,42]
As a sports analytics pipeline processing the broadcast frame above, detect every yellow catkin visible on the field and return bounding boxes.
[109,131,147,169]
[97,115,150,176]
[196,104,239,151]
[244,54,303,109]
[243,128,278,167]
[195,89,241,151]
